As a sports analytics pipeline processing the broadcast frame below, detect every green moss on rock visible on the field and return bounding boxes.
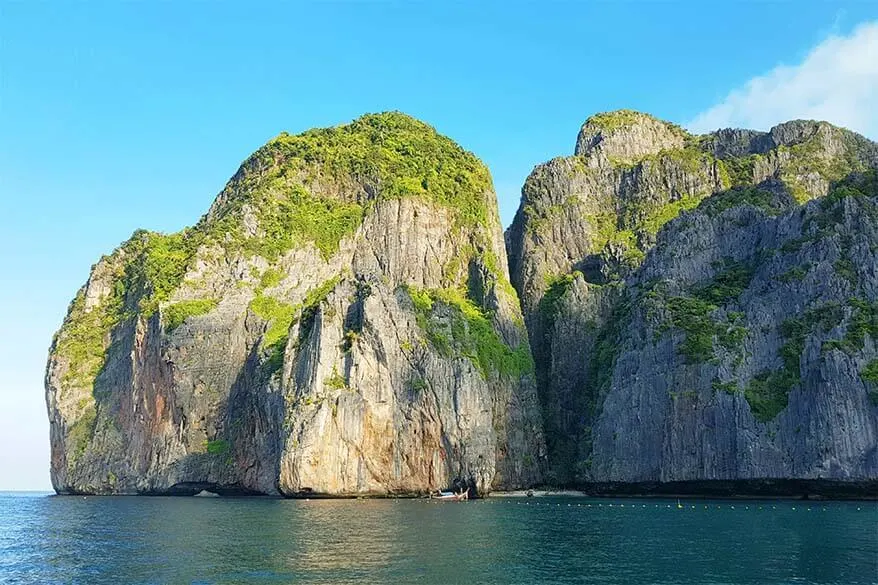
[122,229,198,316]
[301,276,340,324]
[325,366,347,391]
[861,360,878,406]
[717,154,761,187]
[68,404,97,460]
[407,287,533,379]
[664,296,719,363]
[205,439,230,454]
[712,378,738,394]
[693,260,755,305]
[244,186,364,261]
[744,371,795,423]
[698,186,781,217]
[823,299,878,354]
[585,287,631,400]
[639,193,703,236]
[777,264,811,283]
[258,268,284,290]
[249,295,298,349]
[744,303,845,422]
[651,263,754,364]
[539,272,580,328]
[163,299,219,333]
[249,276,340,376]
[54,292,117,390]
[861,359,878,384]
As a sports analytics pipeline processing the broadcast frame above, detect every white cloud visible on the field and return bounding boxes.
[689,22,878,138]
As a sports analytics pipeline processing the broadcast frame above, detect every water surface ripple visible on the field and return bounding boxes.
[1,493,875,584]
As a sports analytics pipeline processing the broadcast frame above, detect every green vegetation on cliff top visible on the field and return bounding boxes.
[122,229,196,316]
[55,113,497,393]
[279,112,491,208]
[778,127,873,204]
[527,116,874,279]
[584,110,687,138]
[219,111,493,238]
[201,112,495,262]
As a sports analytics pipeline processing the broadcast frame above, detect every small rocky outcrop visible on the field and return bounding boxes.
[46,113,545,496]
[506,109,878,485]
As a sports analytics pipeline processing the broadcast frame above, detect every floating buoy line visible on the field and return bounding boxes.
[421,498,871,512]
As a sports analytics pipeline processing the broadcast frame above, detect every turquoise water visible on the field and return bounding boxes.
[0,493,875,584]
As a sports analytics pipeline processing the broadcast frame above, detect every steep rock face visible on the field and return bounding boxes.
[47,112,544,495]
[590,184,878,482]
[506,110,878,484]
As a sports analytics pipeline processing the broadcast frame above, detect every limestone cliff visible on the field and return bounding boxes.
[506,110,878,486]
[48,108,878,496]
[46,112,544,495]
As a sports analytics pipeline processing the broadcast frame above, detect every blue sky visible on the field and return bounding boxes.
[1,2,876,490]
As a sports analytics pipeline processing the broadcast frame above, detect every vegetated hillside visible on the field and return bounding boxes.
[46,112,544,496]
[506,110,878,488]
[48,108,878,497]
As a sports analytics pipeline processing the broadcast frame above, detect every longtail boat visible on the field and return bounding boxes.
[430,490,469,501]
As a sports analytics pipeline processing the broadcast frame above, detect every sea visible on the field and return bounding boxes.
[0,492,875,584]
